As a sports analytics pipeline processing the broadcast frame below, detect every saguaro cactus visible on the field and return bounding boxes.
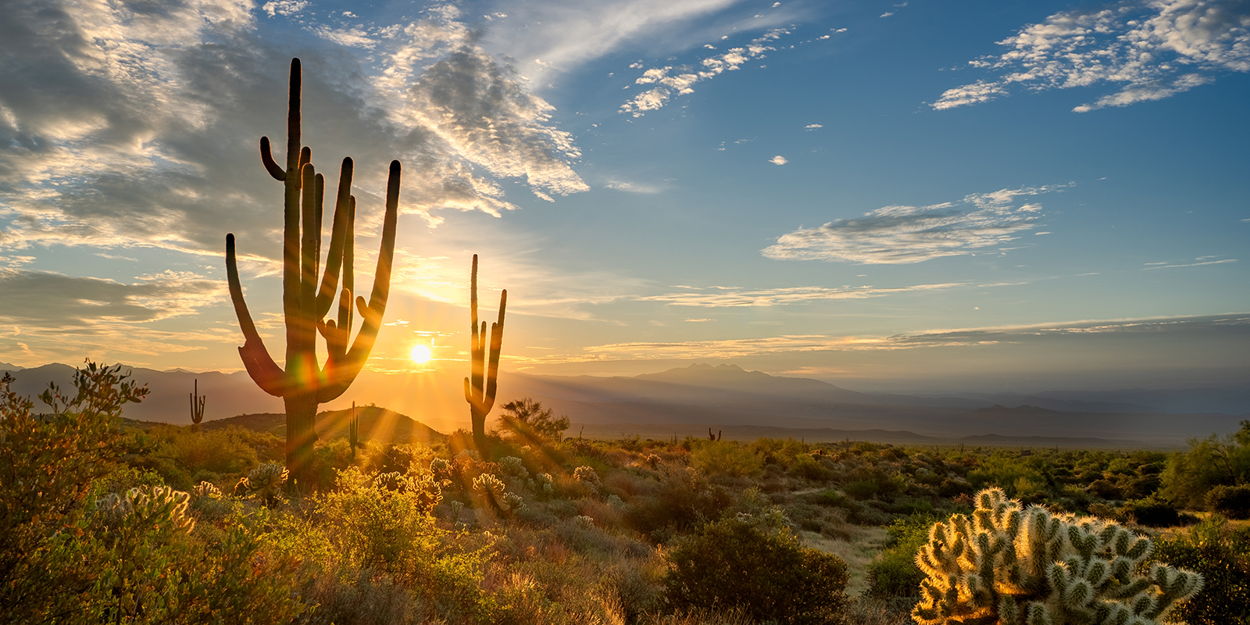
[189,379,205,431]
[912,488,1203,625]
[225,58,400,483]
[463,254,506,451]
[348,401,360,460]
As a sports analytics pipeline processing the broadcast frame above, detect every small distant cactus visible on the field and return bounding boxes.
[96,485,196,537]
[234,463,289,506]
[348,401,361,460]
[913,488,1203,625]
[572,465,600,486]
[189,378,206,431]
[471,472,519,513]
[191,481,222,499]
[497,456,528,480]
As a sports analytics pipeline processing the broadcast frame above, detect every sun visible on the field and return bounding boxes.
[409,343,433,365]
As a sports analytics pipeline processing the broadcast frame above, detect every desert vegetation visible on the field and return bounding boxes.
[4,362,1249,625]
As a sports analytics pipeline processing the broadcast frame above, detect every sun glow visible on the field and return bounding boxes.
[409,343,433,365]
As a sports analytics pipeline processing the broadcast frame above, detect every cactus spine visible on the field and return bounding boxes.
[912,488,1203,625]
[463,254,506,451]
[189,378,205,431]
[225,58,400,484]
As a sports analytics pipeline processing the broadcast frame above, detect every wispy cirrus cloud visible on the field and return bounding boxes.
[558,313,1250,361]
[640,281,1006,307]
[620,28,789,116]
[762,184,1071,264]
[934,0,1250,112]
[1143,256,1238,269]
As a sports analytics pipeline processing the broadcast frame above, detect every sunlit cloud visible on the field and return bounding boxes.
[640,281,997,307]
[620,28,789,116]
[769,155,789,165]
[934,0,1250,112]
[762,184,1071,264]
[541,313,1250,362]
[1143,256,1238,270]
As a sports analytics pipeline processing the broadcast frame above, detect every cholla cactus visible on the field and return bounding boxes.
[913,488,1203,625]
[192,481,222,499]
[234,462,289,506]
[535,472,554,495]
[372,470,442,514]
[96,485,196,536]
[572,465,600,486]
[498,456,529,480]
[472,472,519,513]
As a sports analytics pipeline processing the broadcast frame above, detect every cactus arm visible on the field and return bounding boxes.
[260,136,286,181]
[299,163,319,324]
[315,158,353,317]
[469,254,483,396]
[483,290,506,409]
[225,234,287,397]
[316,161,400,402]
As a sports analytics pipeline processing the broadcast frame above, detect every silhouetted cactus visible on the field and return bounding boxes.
[463,254,506,451]
[225,58,400,484]
[708,428,722,441]
[189,378,205,431]
[348,401,361,460]
[913,488,1203,625]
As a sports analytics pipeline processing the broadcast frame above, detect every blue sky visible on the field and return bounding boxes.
[0,0,1247,391]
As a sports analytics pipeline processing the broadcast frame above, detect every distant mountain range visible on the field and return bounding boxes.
[2,361,1246,448]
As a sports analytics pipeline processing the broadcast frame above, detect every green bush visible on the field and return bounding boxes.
[663,513,849,625]
[1122,496,1186,527]
[690,441,763,478]
[1154,517,1250,625]
[866,513,938,598]
[1206,484,1250,519]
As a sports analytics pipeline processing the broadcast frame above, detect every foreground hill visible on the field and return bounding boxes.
[204,404,445,445]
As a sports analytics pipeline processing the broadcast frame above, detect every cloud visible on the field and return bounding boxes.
[804,123,823,129]
[0,1,587,259]
[261,0,307,17]
[0,268,221,328]
[640,281,984,307]
[1143,257,1238,269]
[559,313,1250,361]
[762,184,1071,264]
[769,155,789,165]
[603,179,664,194]
[934,0,1250,112]
[620,28,789,116]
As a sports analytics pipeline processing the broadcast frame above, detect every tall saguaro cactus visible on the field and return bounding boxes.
[464,254,507,451]
[189,379,205,432]
[225,58,401,483]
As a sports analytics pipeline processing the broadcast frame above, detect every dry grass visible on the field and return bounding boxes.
[800,525,890,596]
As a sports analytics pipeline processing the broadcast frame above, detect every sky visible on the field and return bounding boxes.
[0,0,1247,393]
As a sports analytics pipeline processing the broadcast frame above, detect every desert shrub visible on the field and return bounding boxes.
[311,467,495,621]
[690,441,763,478]
[624,467,734,540]
[0,364,148,617]
[497,398,570,443]
[1154,517,1250,625]
[1122,496,1186,527]
[663,514,849,625]
[866,513,939,599]
[1205,484,1250,519]
[1161,421,1250,508]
